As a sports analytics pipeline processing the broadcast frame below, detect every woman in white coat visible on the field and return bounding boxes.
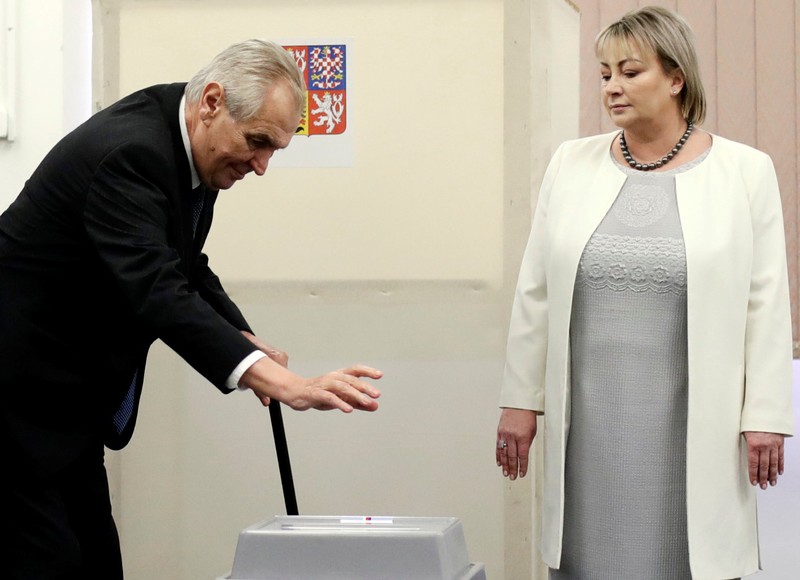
[495,6,793,580]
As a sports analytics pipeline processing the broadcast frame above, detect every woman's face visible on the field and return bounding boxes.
[598,41,683,132]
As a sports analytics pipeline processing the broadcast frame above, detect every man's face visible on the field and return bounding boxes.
[193,80,299,190]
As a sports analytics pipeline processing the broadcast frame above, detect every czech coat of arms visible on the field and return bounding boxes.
[284,44,347,136]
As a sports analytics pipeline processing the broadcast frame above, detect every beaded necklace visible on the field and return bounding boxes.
[619,122,694,171]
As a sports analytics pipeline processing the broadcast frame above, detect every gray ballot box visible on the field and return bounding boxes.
[218,515,487,579]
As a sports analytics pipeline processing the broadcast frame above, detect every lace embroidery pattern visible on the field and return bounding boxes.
[610,181,669,228]
[577,233,687,295]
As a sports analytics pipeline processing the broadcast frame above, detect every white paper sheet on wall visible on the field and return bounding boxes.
[273,38,354,168]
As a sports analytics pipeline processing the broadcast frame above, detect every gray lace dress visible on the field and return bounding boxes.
[549,150,711,580]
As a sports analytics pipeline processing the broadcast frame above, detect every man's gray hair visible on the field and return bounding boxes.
[185,39,305,121]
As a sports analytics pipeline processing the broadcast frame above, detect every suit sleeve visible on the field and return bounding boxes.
[193,251,252,333]
[740,152,794,436]
[82,145,257,391]
[498,144,566,412]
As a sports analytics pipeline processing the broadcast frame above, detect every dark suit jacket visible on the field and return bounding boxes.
[0,83,258,477]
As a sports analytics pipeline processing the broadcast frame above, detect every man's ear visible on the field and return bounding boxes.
[199,82,225,124]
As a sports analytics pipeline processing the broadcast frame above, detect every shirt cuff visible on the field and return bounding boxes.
[225,351,267,391]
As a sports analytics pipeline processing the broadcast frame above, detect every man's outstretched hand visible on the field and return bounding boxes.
[240,355,382,413]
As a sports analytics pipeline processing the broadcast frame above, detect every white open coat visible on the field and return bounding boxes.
[499,132,794,580]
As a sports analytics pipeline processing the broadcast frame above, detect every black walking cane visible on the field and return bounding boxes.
[268,401,299,515]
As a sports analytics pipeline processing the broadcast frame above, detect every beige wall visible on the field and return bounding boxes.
[115,0,504,285]
[98,1,513,579]
[97,0,584,577]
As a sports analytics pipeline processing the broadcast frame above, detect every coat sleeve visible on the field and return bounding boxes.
[498,143,566,412]
[83,144,257,391]
[193,250,253,333]
[740,151,794,436]
[189,191,253,333]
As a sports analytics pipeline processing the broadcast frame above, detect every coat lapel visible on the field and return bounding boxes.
[549,142,627,304]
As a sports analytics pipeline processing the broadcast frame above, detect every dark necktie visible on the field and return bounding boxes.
[111,370,137,435]
[191,186,205,234]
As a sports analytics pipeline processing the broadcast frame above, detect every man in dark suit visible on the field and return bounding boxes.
[0,39,382,579]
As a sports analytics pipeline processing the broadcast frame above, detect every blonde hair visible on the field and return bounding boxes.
[595,6,706,125]
[185,39,305,122]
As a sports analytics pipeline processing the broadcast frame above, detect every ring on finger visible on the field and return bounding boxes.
[497,440,508,450]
